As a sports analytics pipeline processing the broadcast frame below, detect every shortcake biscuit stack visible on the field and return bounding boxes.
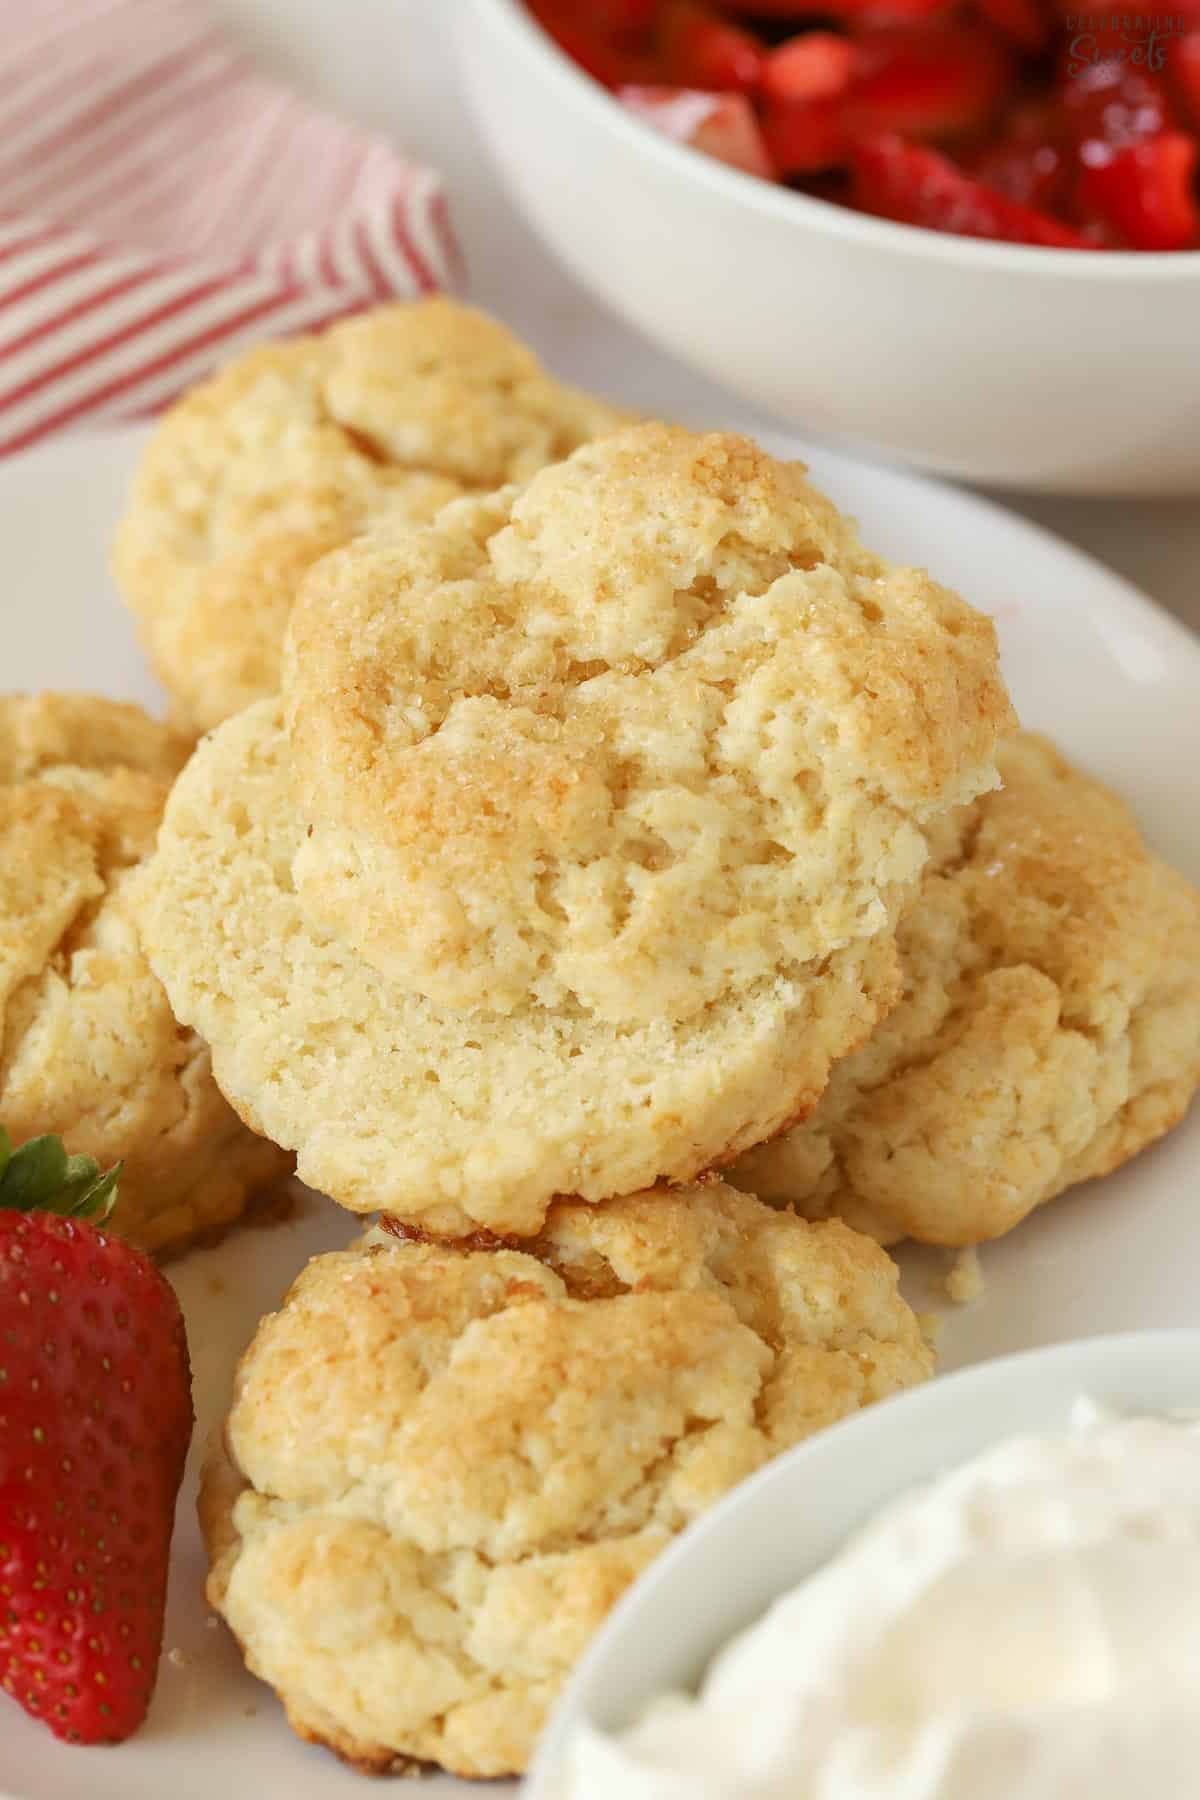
[128,402,1016,1774]
[137,422,1011,1236]
[104,303,1199,1778]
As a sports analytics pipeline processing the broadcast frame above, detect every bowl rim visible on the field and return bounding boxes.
[468,0,1200,279]
[527,1325,1200,1794]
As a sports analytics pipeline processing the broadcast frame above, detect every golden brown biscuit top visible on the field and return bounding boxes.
[225,1182,932,1564]
[0,695,186,1024]
[730,730,1200,1245]
[0,691,189,785]
[283,424,1013,1023]
[940,731,1198,1032]
[117,299,629,577]
[319,298,632,486]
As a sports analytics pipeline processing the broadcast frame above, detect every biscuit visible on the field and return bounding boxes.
[284,424,1013,1021]
[137,428,1011,1236]
[200,1181,933,1777]
[730,732,1200,1245]
[111,300,629,736]
[135,696,900,1235]
[0,693,291,1254]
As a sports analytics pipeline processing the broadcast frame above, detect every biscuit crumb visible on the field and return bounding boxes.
[945,1247,984,1305]
[917,1310,944,1347]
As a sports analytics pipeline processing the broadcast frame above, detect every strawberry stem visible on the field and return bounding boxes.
[0,1127,120,1221]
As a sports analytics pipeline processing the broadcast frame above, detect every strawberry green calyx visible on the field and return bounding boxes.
[0,1125,120,1221]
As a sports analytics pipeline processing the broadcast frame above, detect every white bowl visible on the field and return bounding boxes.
[456,0,1200,496]
[527,1328,1200,1797]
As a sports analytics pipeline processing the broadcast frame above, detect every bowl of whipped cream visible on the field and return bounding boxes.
[528,1329,1200,1800]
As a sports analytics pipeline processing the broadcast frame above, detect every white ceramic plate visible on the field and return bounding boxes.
[528,1327,1200,1797]
[1,424,1197,1799]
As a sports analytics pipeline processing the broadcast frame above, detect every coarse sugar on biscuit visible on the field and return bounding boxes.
[200,1180,933,1777]
[111,299,630,736]
[730,732,1200,1246]
[135,697,902,1237]
[0,692,290,1255]
[284,423,1014,1024]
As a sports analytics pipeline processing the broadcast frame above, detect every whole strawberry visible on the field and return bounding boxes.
[0,1127,193,1744]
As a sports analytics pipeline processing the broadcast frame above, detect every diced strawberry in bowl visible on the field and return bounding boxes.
[522,0,1200,254]
[658,0,766,91]
[620,84,775,174]
[762,33,855,106]
[851,131,1095,242]
[1077,131,1200,250]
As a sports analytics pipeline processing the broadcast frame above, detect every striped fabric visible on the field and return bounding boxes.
[0,0,458,454]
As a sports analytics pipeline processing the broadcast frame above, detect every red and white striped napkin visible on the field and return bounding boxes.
[0,0,459,455]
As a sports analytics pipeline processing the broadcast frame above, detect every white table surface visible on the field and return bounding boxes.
[210,0,1199,634]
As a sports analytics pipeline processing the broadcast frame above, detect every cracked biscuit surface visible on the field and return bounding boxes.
[730,732,1200,1246]
[200,1180,933,1777]
[0,693,290,1254]
[137,426,1010,1235]
[111,299,628,735]
[136,696,901,1235]
[285,423,1012,1022]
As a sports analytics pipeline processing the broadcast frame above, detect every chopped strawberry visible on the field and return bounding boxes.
[1076,130,1200,248]
[847,24,1012,142]
[531,0,1196,249]
[589,0,659,31]
[968,98,1068,210]
[851,132,1095,241]
[620,85,776,175]
[658,0,765,92]
[725,0,952,14]
[975,0,1051,51]
[763,98,851,171]
[0,1129,193,1744]
[762,33,855,105]
[1169,32,1200,129]
[1058,57,1179,153]
[527,1,656,85]
[706,0,824,10]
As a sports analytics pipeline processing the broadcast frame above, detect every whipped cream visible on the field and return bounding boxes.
[558,1405,1200,1799]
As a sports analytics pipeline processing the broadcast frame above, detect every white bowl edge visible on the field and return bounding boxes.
[529,1327,1200,1796]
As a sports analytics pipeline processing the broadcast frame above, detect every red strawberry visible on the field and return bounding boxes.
[724,0,952,14]
[851,133,1095,242]
[588,0,659,31]
[974,0,1051,51]
[762,33,856,106]
[763,97,851,172]
[658,0,766,93]
[620,84,776,174]
[1170,32,1200,128]
[846,24,1012,143]
[1059,58,1180,155]
[1076,131,1200,249]
[526,1,656,85]
[0,1128,193,1745]
[967,98,1068,212]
